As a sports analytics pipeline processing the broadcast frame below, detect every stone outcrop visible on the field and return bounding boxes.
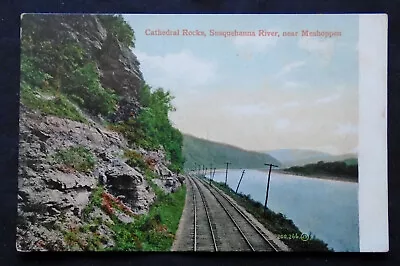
[140,148,184,193]
[17,14,185,252]
[17,108,156,251]
[22,14,144,122]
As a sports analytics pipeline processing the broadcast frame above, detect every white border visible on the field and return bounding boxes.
[358,14,388,252]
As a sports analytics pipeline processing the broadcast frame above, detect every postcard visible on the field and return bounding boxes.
[17,13,388,252]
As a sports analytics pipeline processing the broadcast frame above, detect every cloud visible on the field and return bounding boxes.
[275,61,306,77]
[134,49,217,91]
[298,37,335,64]
[315,93,341,104]
[224,104,273,116]
[282,101,300,108]
[283,81,304,89]
[275,118,291,130]
[335,123,358,135]
[233,32,278,54]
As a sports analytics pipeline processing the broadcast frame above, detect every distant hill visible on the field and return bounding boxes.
[267,149,357,167]
[183,134,281,170]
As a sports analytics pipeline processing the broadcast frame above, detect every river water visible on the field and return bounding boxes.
[206,169,359,252]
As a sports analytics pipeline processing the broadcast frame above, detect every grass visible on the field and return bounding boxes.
[109,184,186,251]
[206,178,332,252]
[123,149,149,171]
[21,82,87,123]
[53,146,96,173]
[108,167,186,251]
[74,169,186,252]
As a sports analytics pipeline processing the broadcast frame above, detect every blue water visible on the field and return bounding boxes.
[206,169,359,252]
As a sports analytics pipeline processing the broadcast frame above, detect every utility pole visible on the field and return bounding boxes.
[225,162,231,186]
[212,168,216,179]
[235,169,246,194]
[205,167,208,177]
[264,163,279,213]
[209,166,213,185]
[202,165,205,176]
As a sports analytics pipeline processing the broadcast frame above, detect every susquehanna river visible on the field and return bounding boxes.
[206,169,359,252]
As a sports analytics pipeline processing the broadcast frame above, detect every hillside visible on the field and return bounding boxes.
[267,149,357,167]
[183,134,281,170]
[18,14,186,252]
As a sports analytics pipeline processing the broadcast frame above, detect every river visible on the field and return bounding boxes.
[206,169,359,252]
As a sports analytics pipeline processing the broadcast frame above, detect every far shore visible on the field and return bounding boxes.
[203,168,358,183]
[271,169,358,183]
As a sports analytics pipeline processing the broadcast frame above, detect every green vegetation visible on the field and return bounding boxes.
[123,149,149,171]
[21,14,187,252]
[109,84,185,173]
[208,179,331,251]
[285,161,358,182]
[20,14,120,120]
[98,15,136,48]
[21,14,184,171]
[343,158,358,166]
[76,178,186,251]
[110,183,186,251]
[183,134,281,170]
[53,146,96,173]
[20,82,87,123]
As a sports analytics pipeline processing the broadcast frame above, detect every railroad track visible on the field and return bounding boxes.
[194,176,281,252]
[187,177,218,251]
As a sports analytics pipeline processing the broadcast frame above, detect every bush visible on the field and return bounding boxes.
[66,62,118,116]
[98,15,136,48]
[21,82,87,123]
[53,146,96,173]
[21,15,119,117]
[123,149,148,171]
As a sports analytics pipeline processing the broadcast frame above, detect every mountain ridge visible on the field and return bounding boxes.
[266,148,357,167]
[183,134,281,170]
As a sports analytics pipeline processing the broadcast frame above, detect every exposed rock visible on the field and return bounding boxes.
[18,14,185,252]
[17,109,155,251]
[141,148,175,178]
[114,209,134,224]
[153,174,184,194]
[22,14,143,122]
[104,159,155,214]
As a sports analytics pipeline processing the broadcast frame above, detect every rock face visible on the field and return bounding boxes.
[17,14,185,252]
[103,159,155,214]
[140,149,184,193]
[22,14,143,122]
[17,108,155,251]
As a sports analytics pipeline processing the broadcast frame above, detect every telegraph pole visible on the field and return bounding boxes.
[209,166,213,185]
[225,162,231,186]
[212,168,216,179]
[264,163,279,213]
[235,169,246,194]
[202,165,205,176]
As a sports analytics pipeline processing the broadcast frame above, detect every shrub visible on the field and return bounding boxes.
[53,146,96,173]
[98,15,136,48]
[123,149,148,171]
[66,62,118,116]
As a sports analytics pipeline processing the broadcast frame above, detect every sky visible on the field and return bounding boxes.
[123,14,359,155]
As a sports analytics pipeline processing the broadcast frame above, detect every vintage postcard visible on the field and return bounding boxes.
[17,14,387,252]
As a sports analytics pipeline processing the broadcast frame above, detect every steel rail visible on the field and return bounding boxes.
[197,177,280,251]
[188,176,218,251]
[192,177,255,251]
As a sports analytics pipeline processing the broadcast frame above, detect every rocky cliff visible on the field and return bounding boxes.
[17,14,184,251]
[21,14,143,122]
